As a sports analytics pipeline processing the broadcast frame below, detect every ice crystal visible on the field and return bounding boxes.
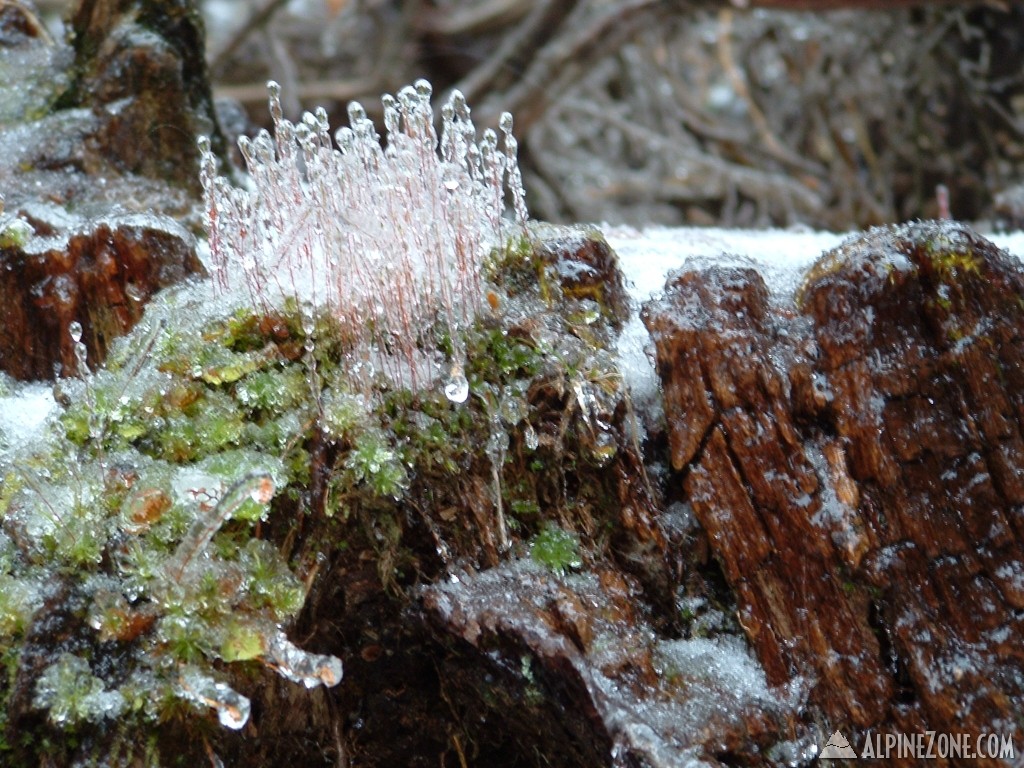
[198,80,527,395]
[175,666,251,730]
[264,629,344,688]
[34,654,127,725]
[166,471,276,581]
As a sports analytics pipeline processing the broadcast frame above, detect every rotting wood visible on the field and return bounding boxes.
[644,221,1024,766]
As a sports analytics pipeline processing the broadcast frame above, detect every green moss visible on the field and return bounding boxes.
[343,430,408,500]
[920,237,981,283]
[0,222,644,762]
[530,525,582,575]
[0,218,32,248]
[217,620,266,662]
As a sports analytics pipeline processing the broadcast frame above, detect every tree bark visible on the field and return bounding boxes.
[644,221,1024,765]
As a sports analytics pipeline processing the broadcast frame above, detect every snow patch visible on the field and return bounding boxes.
[0,378,57,469]
[606,226,845,421]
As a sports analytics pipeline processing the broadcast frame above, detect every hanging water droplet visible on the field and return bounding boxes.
[176,668,251,730]
[444,365,469,404]
[68,321,83,343]
[216,699,249,729]
[248,476,275,504]
[499,112,514,134]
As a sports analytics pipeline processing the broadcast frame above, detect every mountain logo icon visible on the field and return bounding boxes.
[819,730,858,759]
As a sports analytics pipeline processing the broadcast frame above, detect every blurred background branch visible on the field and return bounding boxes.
[34,0,1024,228]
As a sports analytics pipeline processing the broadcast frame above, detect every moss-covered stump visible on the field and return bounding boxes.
[1,227,729,767]
[644,221,1024,766]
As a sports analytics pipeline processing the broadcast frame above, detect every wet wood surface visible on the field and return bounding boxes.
[644,222,1024,766]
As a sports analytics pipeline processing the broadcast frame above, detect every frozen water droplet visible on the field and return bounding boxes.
[499,112,514,134]
[524,422,539,450]
[398,85,417,110]
[265,630,344,688]
[237,135,254,165]
[348,101,367,125]
[449,90,468,118]
[314,106,330,133]
[249,476,275,504]
[197,135,211,154]
[176,668,251,730]
[254,131,274,164]
[68,321,82,343]
[382,94,399,134]
[415,79,432,100]
[216,700,249,729]
[335,127,355,152]
[444,367,469,404]
[125,282,145,304]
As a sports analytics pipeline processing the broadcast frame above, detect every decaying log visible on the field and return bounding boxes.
[422,561,801,768]
[643,221,1024,765]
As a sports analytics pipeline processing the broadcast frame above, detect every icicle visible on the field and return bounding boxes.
[500,113,529,226]
[69,321,86,371]
[523,421,539,450]
[237,135,256,168]
[267,80,283,125]
[197,136,215,189]
[166,472,275,582]
[382,93,400,137]
[175,667,251,730]
[263,629,343,688]
[444,362,469,404]
[482,395,510,551]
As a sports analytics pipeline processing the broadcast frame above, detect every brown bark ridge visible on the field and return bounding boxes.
[0,210,203,380]
[642,221,1024,765]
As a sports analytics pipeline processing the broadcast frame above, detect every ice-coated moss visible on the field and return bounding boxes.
[0,213,638,765]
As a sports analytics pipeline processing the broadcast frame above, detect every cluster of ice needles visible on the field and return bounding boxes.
[198,79,528,399]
